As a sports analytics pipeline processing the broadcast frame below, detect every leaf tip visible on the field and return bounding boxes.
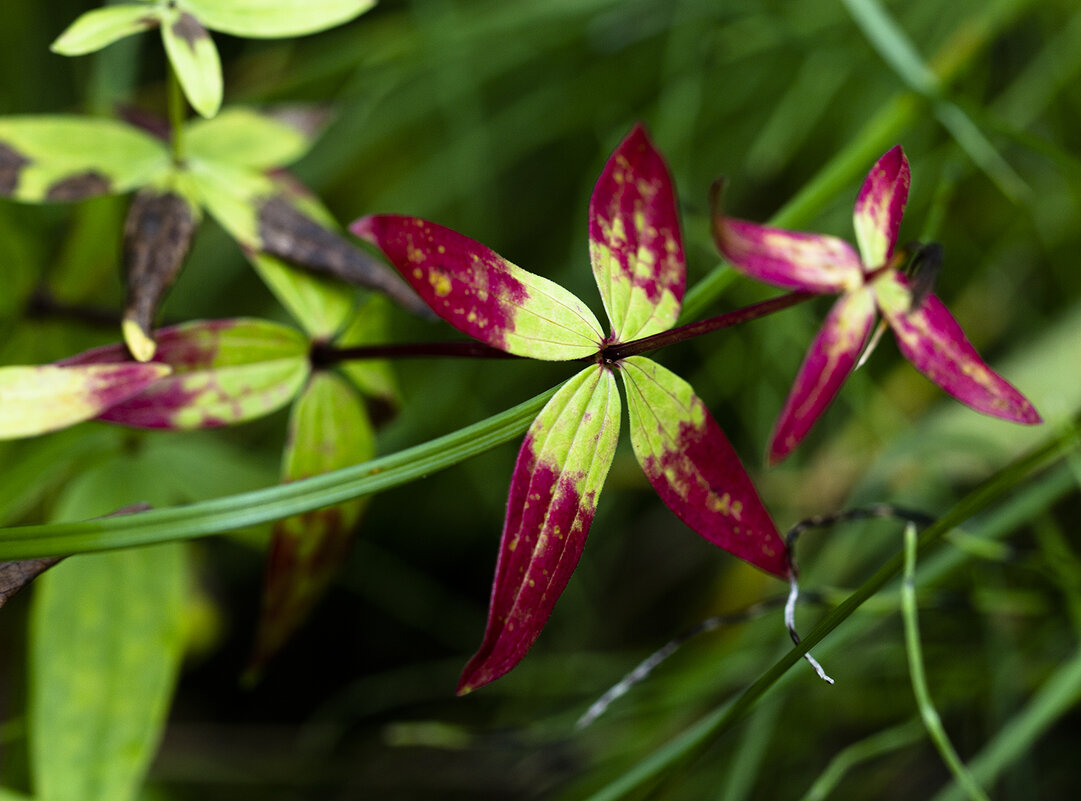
[123,317,158,362]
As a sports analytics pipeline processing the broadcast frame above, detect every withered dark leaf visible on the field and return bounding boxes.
[173,11,210,48]
[123,189,198,360]
[905,241,944,311]
[0,557,63,609]
[45,170,112,201]
[258,196,432,318]
[0,141,30,196]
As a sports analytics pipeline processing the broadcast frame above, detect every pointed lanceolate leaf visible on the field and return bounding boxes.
[260,197,428,317]
[122,189,199,362]
[61,319,310,429]
[185,108,311,171]
[251,371,375,674]
[160,9,222,119]
[0,117,169,202]
[335,296,401,412]
[589,124,685,342]
[459,365,620,693]
[248,251,356,340]
[0,363,170,440]
[51,5,159,56]
[875,272,1041,424]
[712,181,863,293]
[184,0,375,38]
[853,145,910,269]
[353,215,604,360]
[769,288,877,463]
[619,357,785,576]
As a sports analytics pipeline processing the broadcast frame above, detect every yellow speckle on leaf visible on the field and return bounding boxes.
[429,271,452,297]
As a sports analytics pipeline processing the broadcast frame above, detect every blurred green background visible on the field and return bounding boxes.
[2,0,1081,799]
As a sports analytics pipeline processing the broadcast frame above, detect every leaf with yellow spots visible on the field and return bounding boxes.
[620,356,786,576]
[352,215,605,360]
[458,364,620,693]
[589,124,685,342]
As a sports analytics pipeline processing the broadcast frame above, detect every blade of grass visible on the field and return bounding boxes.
[901,521,991,801]
[799,719,924,801]
[930,645,1081,801]
[578,414,1081,801]
[841,0,1028,203]
[0,385,559,559]
[680,0,1036,321]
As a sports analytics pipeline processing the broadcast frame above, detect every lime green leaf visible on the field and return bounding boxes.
[249,252,357,340]
[187,159,273,247]
[51,5,159,56]
[185,107,312,170]
[30,541,185,801]
[251,371,374,672]
[62,318,310,430]
[0,363,170,440]
[0,117,169,202]
[161,8,222,119]
[184,0,376,38]
[336,296,400,409]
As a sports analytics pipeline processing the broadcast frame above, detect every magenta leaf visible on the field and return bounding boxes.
[875,272,1041,424]
[853,145,910,269]
[769,288,877,463]
[61,318,310,429]
[714,217,864,294]
[589,124,685,342]
[352,215,604,360]
[458,365,620,694]
[619,356,786,576]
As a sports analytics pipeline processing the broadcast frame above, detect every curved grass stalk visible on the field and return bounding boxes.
[0,386,558,560]
[579,415,1081,801]
[901,521,991,801]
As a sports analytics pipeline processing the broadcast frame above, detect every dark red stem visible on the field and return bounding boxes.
[314,290,815,366]
[601,290,814,361]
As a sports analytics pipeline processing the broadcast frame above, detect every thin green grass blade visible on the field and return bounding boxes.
[902,522,990,801]
[0,385,559,559]
[799,720,924,801]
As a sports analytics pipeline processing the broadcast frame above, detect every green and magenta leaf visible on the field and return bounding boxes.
[0,117,169,202]
[0,363,170,440]
[458,365,620,693]
[160,8,222,119]
[589,124,684,342]
[768,288,877,463]
[620,357,786,576]
[61,319,310,429]
[853,145,909,269]
[250,371,375,673]
[353,215,604,360]
[51,5,159,56]
[875,272,1041,424]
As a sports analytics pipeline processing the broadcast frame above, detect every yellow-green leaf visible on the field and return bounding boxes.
[0,117,169,202]
[161,8,222,119]
[51,4,159,56]
[185,107,311,170]
[184,0,376,38]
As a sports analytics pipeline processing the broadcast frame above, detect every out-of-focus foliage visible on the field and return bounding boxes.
[1,0,1080,799]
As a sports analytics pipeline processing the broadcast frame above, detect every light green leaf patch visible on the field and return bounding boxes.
[161,8,222,119]
[250,371,374,672]
[249,252,357,340]
[184,0,376,38]
[0,363,170,440]
[51,4,159,56]
[335,296,400,408]
[30,481,185,801]
[185,108,312,171]
[187,159,275,247]
[0,117,169,202]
